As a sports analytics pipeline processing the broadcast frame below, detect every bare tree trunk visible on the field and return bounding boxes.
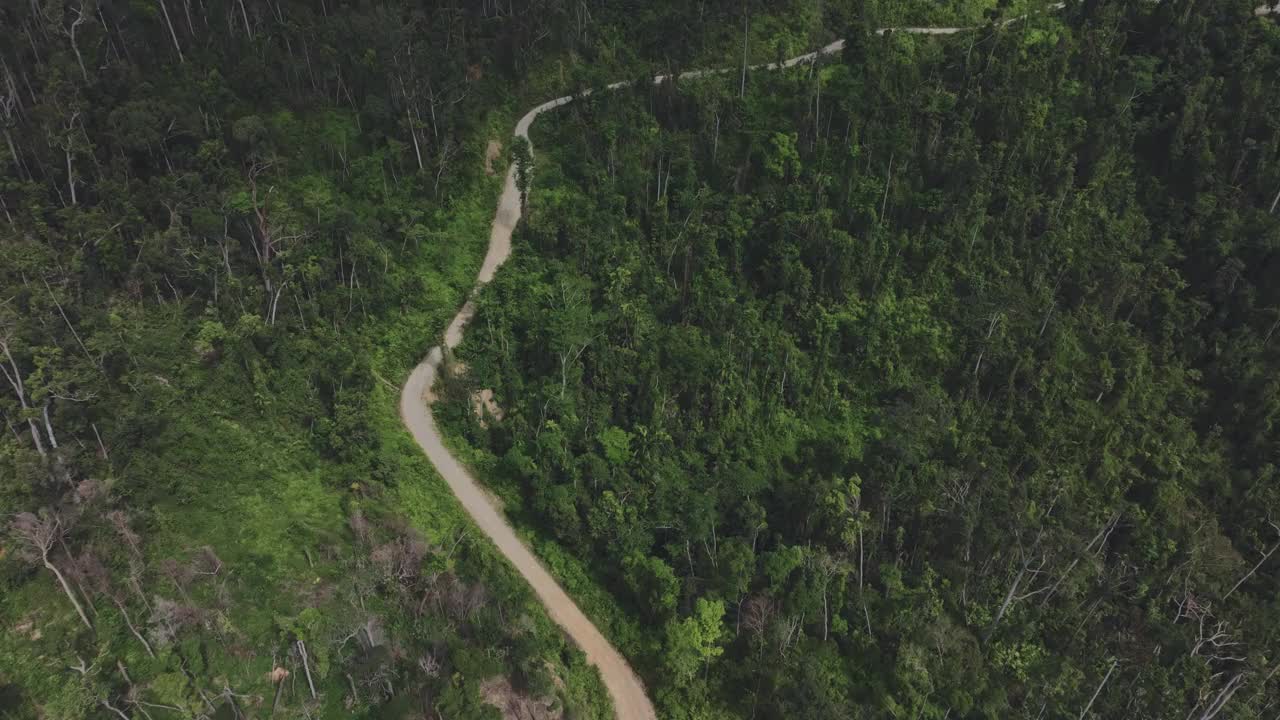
[1223,523,1280,600]
[1196,674,1246,720]
[297,641,317,699]
[157,0,185,62]
[64,144,76,205]
[114,598,155,657]
[92,422,108,459]
[41,403,57,449]
[406,107,424,172]
[987,562,1027,639]
[237,0,254,40]
[1077,659,1117,720]
[739,11,749,98]
[65,4,90,83]
[973,312,1000,377]
[3,129,21,177]
[858,522,873,636]
[881,151,894,222]
[712,112,720,162]
[269,283,286,326]
[43,277,96,369]
[0,341,47,456]
[45,553,93,630]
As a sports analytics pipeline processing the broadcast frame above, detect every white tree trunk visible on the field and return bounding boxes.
[237,0,254,40]
[297,640,318,698]
[157,0,185,62]
[45,555,93,630]
[65,147,76,205]
[1077,659,1117,720]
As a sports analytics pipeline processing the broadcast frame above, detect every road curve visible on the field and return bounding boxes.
[399,6,1276,719]
[395,31,895,717]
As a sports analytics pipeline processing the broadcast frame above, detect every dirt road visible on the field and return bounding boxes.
[399,6,1276,719]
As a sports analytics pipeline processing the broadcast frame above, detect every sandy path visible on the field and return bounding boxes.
[399,6,1276,719]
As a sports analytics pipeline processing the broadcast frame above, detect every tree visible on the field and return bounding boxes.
[9,511,93,630]
[512,135,533,208]
[623,552,679,620]
[664,598,726,685]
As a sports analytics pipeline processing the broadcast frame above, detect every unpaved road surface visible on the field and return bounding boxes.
[400,7,1276,719]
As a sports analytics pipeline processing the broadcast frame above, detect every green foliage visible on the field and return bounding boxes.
[443,3,1280,717]
[664,598,727,686]
[0,0,744,716]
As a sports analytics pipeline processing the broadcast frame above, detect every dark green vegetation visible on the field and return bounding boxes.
[443,2,1280,718]
[0,1,855,718]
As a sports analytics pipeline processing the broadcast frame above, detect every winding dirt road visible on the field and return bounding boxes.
[395,33,889,716]
[399,6,1276,719]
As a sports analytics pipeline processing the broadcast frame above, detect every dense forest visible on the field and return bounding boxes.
[439,1,1280,719]
[0,0,865,718]
[6,0,1279,719]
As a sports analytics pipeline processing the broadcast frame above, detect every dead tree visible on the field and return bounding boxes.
[1223,520,1280,600]
[45,111,84,206]
[147,596,201,648]
[1192,673,1247,720]
[741,593,776,659]
[156,0,185,62]
[40,0,93,83]
[9,511,93,629]
[243,160,305,322]
[75,549,156,657]
[1,62,24,180]
[296,640,318,699]
[1040,511,1121,606]
[0,335,50,457]
[106,510,143,558]
[1175,592,1246,667]
[1077,659,1117,719]
[985,528,1051,641]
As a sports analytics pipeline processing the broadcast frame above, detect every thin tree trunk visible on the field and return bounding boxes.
[297,641,317,699]
[3,129,21,178]
[92,422,108,459]
[1196,674,1245,720]
[157,0,185,62]
[858,522,873,636]
[66,8,89,83]
[0,342,46,456]
[44,277,98,368]
[881,151,894,222]
[115,599,155,657]
[237,0,254,40]
[41,403,57,449]
[985,562,1027,641]
[1223,535,1280,600]
[406,108,424,171]
[65,147,76,205]
[1077,659,1117,720]
[45,554,93,629]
